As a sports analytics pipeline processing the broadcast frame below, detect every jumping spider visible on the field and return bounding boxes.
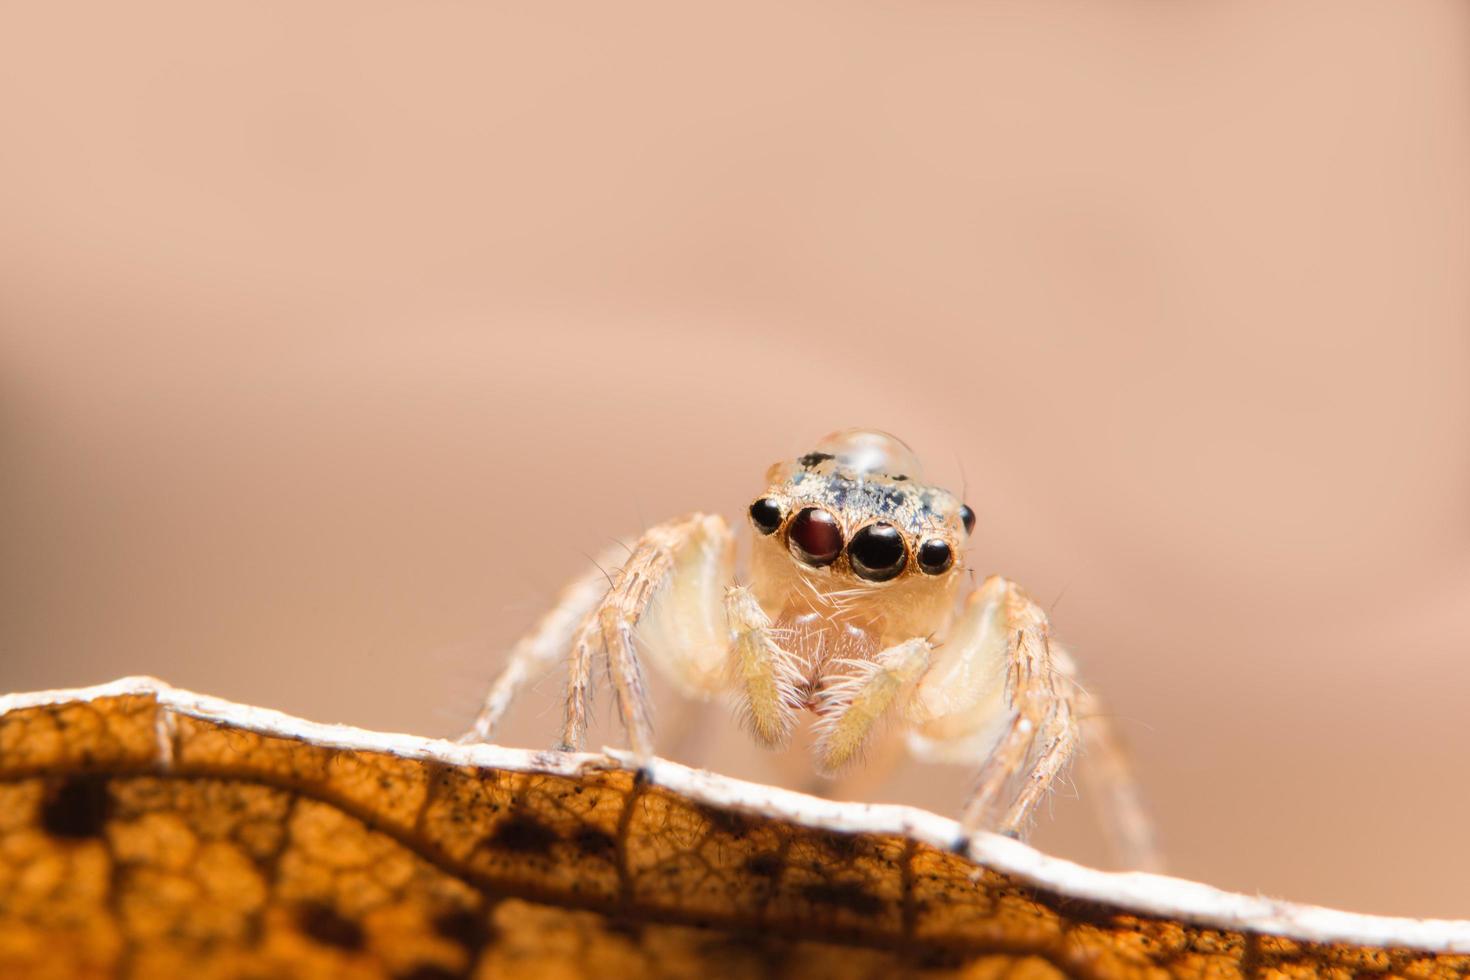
[464,429,1158,867]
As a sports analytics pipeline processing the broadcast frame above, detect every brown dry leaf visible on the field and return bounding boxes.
[1,679,1466,980]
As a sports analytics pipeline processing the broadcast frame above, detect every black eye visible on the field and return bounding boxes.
[788,507,843,567]
[749,497,783,535]
[917,539,953,575]
[848,522,908,581]
[958,505,976,536]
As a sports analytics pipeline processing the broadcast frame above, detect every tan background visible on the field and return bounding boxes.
[2,0,1467,918]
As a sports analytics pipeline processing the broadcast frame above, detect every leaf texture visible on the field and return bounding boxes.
[0,678,1466,979]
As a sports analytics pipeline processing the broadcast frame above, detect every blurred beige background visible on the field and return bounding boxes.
[2,0,1467,918]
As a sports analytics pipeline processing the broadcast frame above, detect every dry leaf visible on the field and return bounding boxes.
[0,678,1466,979]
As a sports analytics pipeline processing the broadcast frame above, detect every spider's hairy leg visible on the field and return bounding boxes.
[814,637,932,772]
[906,576,1079,839]
[908,579,1159,867]
[964,580,1077,837]
[458,545,628,744]
[725,585,804,749]
[992,692,1078,836]
[561,513,735,759]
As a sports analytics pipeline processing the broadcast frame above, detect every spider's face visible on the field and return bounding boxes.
[746,429,972,635]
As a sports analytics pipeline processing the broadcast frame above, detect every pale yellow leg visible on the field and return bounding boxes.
[912,577,1160,868]
[960,582,1078,835]
[725,585,805,749]
[997,699,1079,835]
[559,514,734,759]
[600,606,656,758]
[459,546,626,744]
[814,637,933,773]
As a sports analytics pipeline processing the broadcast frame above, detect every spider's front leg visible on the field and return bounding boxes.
[813,637,934,772]
[725,586,806,749]
[910,576,1161,868]
[907,576,1079,838]
[557,513,739,758]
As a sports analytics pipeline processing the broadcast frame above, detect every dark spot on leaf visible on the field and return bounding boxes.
[432,909,494,954]
[486,812,559,854]
[699,804,751,838]
[40,775,110,840]
[298,902,365,950]
[815,829,867,861]
[604,916,644,940]
[801,881,885,916]
[573,827,616,858]
[395,967,463,980]
[744,853,782,878]
[1025,884,1126,930]
[917,948,967,970]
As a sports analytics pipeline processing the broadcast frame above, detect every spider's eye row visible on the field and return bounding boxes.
[958,504,976,536]
[748,497,784,535]
[848,522,908,582]
[788,507,843,567]
[917,539,954,575]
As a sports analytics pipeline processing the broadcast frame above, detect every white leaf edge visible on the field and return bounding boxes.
[1,675,1465,954]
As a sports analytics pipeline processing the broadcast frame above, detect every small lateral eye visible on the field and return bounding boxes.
[917,539,954,575]
[848,522,908,581]
[749,497,783,535]
[958,504,976,536]
[788,507,843,567]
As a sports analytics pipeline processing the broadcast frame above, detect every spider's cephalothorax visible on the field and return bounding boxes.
[463,429,1160,869]
[745,430,973,670]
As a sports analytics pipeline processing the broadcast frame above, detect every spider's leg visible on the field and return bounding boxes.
[812,637,933,772]
[906,576,1078,839]
[725,585,805,749]
[1054,647,1164,871]
[561,609,598,752]
[458,545,627,744]
[914,581,1161,867]
[993,690,1078,836]
[561,513,736,759]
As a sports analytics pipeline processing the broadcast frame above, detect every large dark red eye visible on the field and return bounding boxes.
[788,507,843,567]
[848,523,907,581]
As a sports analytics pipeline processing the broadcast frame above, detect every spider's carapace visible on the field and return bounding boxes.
[746,428,970,686]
